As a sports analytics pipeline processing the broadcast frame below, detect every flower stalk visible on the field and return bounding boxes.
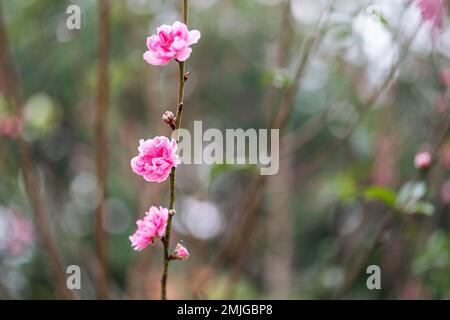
[129,0,198,300]
[160,0,189,301]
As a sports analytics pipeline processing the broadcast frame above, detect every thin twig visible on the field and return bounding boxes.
[193,0,334,296]
[94,0,110,299]
[271,0,332,131]
[282,2,422,156]
[0,3,73,299]
[334,90,450,299]
[161,0,189,300]
[333,210,395,298]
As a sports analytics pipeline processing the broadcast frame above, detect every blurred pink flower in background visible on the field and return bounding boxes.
[415,0,447,30]
[440,68,450,88]
[129,206,169,251]
[130,136,180,183]
[432,93,449,113]
[143,21,201,66]
[173,243,189,260]
[5,211,34,256]
[440,179,450,204]
[414,151,432,169]
[0,115,22,138]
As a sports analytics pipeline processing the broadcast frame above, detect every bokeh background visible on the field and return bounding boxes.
[0,0,449,299]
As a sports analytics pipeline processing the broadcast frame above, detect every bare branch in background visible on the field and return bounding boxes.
[283,2,423,157]
[0,3,73,299]
[94,0,111,299]
[334,84,450,300]
[193,0,334,296]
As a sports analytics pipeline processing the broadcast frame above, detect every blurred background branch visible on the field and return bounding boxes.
[0,1,73,299]
[0,0,449,299]
[94,0,111,300]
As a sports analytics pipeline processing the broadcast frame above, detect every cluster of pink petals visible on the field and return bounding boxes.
[414,151,432,169]
[131,136,180,183]
[415,0,446,30]
[173,243,189,260]
[0,115,22,138]
[5,212,34,256]
[143,21,201,66]
[129,206,169,251]
[440,68,450,88]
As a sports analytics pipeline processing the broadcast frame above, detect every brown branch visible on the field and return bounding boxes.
[282,3,423,156]
[0,3,73,299]
[94,0,110,299]
[334,83,450,300]
[193,0,334,296]
[228,0,334,279]
[333,210,395,298]
[271,0,332,131]
[161,0,189,300]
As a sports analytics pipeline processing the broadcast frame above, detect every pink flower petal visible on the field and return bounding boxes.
[175,47,192,62]
[143,51,169,66]
[188,30,201,45]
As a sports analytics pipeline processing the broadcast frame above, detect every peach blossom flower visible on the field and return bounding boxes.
[5,212,34,256]
[129,206,169,251]
[0,115,22,138]
[143,21,201,66]
[415,0,446,30]
[130,136,180,183]
[414,151,432,170]
[173,242,189,260]
[440,68,450,88]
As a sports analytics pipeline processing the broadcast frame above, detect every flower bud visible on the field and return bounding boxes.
[172,242,189,260]
[184,71,190,82]
[162,111,176,130]
[414,151,432,170]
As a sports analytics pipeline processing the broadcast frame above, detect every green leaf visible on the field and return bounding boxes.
[261,68,292,89]
[208,163,257,181]
[364,186,397,207]
[396,181,427,208]
[379,14,389,28]
[395,181,434,216]
[410,201,435,216]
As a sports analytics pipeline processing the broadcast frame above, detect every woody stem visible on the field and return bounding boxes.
[161,0,188,301]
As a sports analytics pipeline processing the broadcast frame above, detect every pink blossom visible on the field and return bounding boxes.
[173,242,189,260]
[129,206,169,251]
[414,151,432,169]
[130,136,180,183]
[0,115,22,138]
[5,212,34,256]
[440,68,450,88]
[415,0,446,30]
[143,21,201,66]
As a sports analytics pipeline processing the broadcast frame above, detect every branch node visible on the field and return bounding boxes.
[183,71,190,82]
